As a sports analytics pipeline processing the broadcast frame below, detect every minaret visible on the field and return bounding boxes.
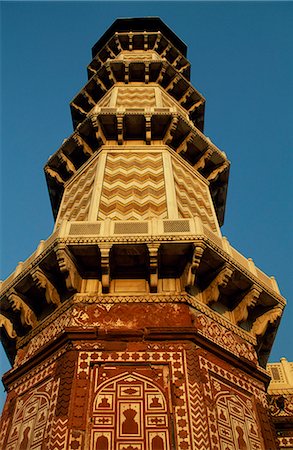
[267,358,293,449]
[0,18,286,450]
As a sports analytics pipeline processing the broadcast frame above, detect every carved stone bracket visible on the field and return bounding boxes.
[188,99,205,114]
[176,131,194,156]
[105,63,115,85]
[207,161,229,182]
[91,116,106,145]
[153,32,162,52]
[124,63,129,83]
[7,290,37,328]
[59,151,76,175]
[145,114,151,144]
[0,314,17,339]
[117,115,124,145]
[178,86,193,104]
[82,90,95,107]
[32,267,61,306]
[55,248,81,294]
[114,33,123,52]
[178,61,190,74]
[99,244,112,293]
[96,77,107,92]
[72,134,93,157]
[145,62,150,84]
[251,306,283,338]
[185,243,206,288]
[156,64,166,84]
[143,32,148,51]
[161,43,172,59]
[105,44,116,59]
[44,167,65,185]
[128,32,133,51]
[147,244,160,293]
[172,54,182,70]
[165,74,180,93]
[226,286,262,325]
[163,116,179,145]
[193,147,213,171]
[71,102,87,116]
[199,265,234,306]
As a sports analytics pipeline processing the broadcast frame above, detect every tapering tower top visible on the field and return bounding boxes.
[44,17,232,227]
[91,17,188,58]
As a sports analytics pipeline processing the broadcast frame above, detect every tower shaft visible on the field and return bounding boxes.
[0,18,285,450]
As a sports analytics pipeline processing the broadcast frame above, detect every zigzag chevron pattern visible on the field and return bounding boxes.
[161,90,179,108]
[0,417,9,450]
[55,352,77,416]
[161,91,190,117]
[116,87,156,108]
[57,159,98,225]
[48,418,68,450]
[96,90,112,107]
[98,153,167,220]
[172,159,218,232]
[117,50,160,61]
[185,350,210,449]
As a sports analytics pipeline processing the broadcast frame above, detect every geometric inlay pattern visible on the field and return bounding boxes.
[90,369,170,450]
[97,153,167,220]
[115,86,156,108]
[172,158,218,232]
[215,391,263,449]
[185,349,209,450]
[198,354,269,450]
[74,344,192,450]
[49,418,69,450]
[5,378,59,450]
[57,157,98,225]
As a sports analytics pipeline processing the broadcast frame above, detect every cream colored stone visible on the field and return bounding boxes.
[0,314,17,338]
[111,279,148,293]
[44,166,65,185]
[267,358,293,393]
[184,243,206,288]
[8,290,37,327]
[251,306,283,337]
[199,265,234,306]
[225,286,261,325]
[32,268,61,306]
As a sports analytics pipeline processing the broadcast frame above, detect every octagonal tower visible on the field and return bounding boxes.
[0,18,285,450]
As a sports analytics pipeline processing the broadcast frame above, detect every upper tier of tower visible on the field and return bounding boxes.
[45,18,229,226]
[91,18,188,61]
[71,18,203,131]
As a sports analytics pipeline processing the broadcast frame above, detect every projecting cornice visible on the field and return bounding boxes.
[0,217,285,366]
[45,113,229,224]
[71,59,204,129]
[90,18,189,74]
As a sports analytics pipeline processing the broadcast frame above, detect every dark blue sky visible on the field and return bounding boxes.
[1,1,292,411]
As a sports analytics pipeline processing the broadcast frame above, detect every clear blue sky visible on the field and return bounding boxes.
[1,1,292,411]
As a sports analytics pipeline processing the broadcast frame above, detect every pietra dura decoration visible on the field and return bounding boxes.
[0,18,287,450]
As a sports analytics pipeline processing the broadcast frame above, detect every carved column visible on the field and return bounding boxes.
[99,244,111,294]
[147,244,160,293]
